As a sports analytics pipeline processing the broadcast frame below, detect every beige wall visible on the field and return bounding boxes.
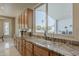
[0,19,3,35]
[73,3,79,40]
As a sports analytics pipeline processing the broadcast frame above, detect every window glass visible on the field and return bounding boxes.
[48,3,73,35]
[35,4,46,33]
[48,15,56,33]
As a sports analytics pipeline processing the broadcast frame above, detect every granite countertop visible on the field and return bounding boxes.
[20,36,79,56]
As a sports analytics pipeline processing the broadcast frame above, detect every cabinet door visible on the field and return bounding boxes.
[20,39,23,55]
[17,39,21,51]
[22,39,26,56]
[49,51,63,56]
[19,39,22,54]
[34,45,49,56]
[18,39,21,52]
[26,41,33,56]
[27,8,33,28]
[50,51,58,56]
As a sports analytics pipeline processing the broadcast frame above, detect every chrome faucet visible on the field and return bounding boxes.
[44,30,48,40]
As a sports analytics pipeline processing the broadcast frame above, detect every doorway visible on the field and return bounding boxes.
[3,21,10,37]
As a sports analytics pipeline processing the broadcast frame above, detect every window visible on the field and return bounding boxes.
[48,16,56,33]
[35,3,73,35]
[35,4,46,33]
[3,22,9,35]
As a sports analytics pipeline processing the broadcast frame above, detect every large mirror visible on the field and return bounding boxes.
[35,3,73,35]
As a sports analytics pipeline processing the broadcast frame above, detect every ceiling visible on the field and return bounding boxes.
[0,3,37,17]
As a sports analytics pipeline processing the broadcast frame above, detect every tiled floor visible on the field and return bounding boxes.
[0,38,20,56]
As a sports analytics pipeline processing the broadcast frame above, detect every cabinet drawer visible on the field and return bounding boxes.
[34,45,49,56]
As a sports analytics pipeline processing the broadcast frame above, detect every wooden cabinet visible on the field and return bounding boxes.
[19,39,22,54]
[34,45,49,56]
[20,39,24,55]
[15,38,21,53]
[27,8,33,29]
[33,45,60,56]
[14,37,62,56]
[49,51,61,56]
[22,39,26,56]
[25,41,33,56]
[17,39,20,54]
[18,8,33,29]
[14,38,33,56]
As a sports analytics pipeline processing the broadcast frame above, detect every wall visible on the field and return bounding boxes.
[73,3,79,41]
[0,19,3,35]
